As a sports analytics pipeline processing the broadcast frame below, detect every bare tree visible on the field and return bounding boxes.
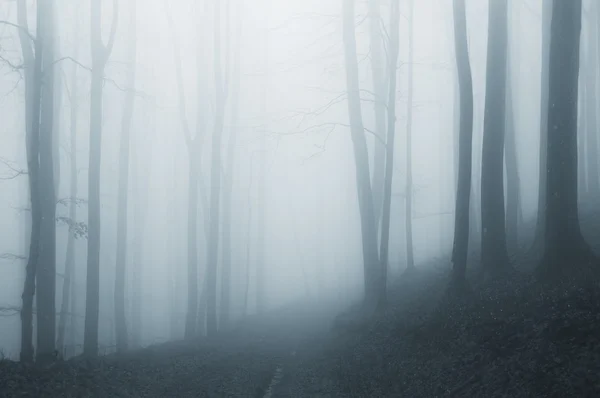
[221,0,243,331]
[532,0,552,254]
[84,0,118,358]
[206,0,229,336]
[114,0,137,354]
[368,0,386,231]
[341,0,382,307]
[16,0,43,363]
[404,0,415,271]
[450,0,474,288]
[378,0,400,297]
[480,0,510,276]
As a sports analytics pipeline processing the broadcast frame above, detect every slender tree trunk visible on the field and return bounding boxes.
[18,0,43,363]
[57,14,80,355]
[84,0,118,358]
[114,0,136,354]
[405,0,415,271]
[480,0,510,275]
[206,0,227,336]
[36,0,57,363]
[256,0,270,314]
[504,49,520,255]
[368,0,386,231]
[221,3,242,331]
[533,0,552,253]
[342,0,382,307]
[585,2,599,199]
[378,0,399,302]
[539,0,592,277]
[450,0,474,288]
[184,158,199,339]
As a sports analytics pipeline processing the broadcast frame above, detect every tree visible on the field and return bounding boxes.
[480,0,509,276]
[341,0,382,307]
[36,0,58,363]
[206,0,228,336]
[16,0,43,363]
[532,0,552,255]
[368,0,386,231]
[114,0,137,354]
[221,0,243,331]
[538,0,596,278]
[57,7,81,357]
[164,2,209,339]
[84,0,118,358]
[450,0,474,288]
[584,2,599,199]
[378,0,400,296]
[504,21,520,255]
[404,0,415,271]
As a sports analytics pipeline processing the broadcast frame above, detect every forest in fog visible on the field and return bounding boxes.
[0,0,595,369]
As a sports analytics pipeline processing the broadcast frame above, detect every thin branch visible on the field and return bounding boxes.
[0,19,34,41]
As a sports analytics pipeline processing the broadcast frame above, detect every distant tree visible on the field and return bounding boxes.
[114,0,137,354]
[504,20,520,255]
[57,8,81,357]
[538,0,596,278]
[16,0,43,363]
[206,0,229,336]
[84,0,118,358]
[404,0,415,271]
[450,0,474,288]
[378,0,400,294]
[221,0,243,331]
[480,0,510,276]
[341,0,383,307]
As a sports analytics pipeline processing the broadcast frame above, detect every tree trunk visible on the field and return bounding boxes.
[585,2,600,199]
[36,0,57,363]
[18,0,42,363]
[114,0,136,354]
[368,0,386,232]
[405,0,415,271]
[221,3,242,332]
[538,0,592,277]
[378,0,399,301]
[84,0,118,358]
[450,0,474,287]
[341,0,382,307]
[504,48,520,255]
[57,13,80,356]
[532,0,552,254]
[184,158,199,339]
[480,0,510,275]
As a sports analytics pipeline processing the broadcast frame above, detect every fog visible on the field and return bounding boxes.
[0,0,546,359]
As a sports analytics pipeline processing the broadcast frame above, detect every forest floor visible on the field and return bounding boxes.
[2,212,600,397]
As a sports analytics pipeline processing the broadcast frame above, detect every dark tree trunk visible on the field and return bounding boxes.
[450,0,474,287]
[17,0,42,363]
[36,0,57,363]
[538,0,594,278]
[533,0,552,254]
[480,0,510,275]
[368,0,386,232]
[342,0,382,307]
[504,51,520,255]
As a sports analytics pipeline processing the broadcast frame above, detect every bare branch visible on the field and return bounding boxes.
[0,19,34,41]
